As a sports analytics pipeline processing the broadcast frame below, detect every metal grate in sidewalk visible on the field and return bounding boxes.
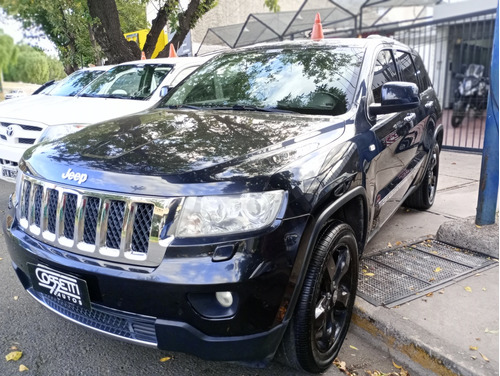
[357,239,497,307]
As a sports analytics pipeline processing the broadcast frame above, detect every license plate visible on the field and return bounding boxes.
[1,166,17,179]
[28,263,91,310]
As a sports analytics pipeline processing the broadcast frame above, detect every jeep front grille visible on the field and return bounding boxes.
[17,174,182,267]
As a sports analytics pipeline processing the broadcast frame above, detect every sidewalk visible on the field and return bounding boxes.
[352,150,499,376]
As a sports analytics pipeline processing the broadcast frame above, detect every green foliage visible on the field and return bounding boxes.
[1,0,148,70]
[116,0,149,33]
[0,29,17,71]
[5,44,66,83]
[264,0,280,12]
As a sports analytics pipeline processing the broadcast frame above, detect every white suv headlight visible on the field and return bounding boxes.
[175,191,286,238]
[38,124,87,143]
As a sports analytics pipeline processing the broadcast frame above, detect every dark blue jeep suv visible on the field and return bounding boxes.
[4,36,442,373]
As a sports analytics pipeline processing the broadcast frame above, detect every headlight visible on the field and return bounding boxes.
[38,124,87,143]
[175,191,286,238]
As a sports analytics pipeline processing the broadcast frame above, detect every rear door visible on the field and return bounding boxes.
[366,48,426,234]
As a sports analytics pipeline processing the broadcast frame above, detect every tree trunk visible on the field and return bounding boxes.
[142,3,170,59]
[157,0,216,58]
[87,0,141,64]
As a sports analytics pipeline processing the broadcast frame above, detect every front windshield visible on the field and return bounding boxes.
[79,64,173,100]
[161,46,363,115]
[49,69,105,96]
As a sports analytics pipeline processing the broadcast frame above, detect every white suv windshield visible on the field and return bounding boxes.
[162,46,363,115]
[79,64,173,100]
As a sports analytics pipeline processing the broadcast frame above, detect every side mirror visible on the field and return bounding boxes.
[369,82,420,116]
[160,86,169,97]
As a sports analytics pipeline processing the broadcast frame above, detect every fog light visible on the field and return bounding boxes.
[215,291,233,308]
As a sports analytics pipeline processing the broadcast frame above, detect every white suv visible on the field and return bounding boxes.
[0,56,209,182]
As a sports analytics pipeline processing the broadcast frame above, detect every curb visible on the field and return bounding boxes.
[351,299,498,376]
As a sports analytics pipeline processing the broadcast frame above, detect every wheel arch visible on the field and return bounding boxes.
[281,186,368,324]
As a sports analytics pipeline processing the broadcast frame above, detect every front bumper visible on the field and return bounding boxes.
[4,213,309,361]
[0,142,26,182]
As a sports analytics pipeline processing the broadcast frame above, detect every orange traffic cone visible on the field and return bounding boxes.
[311,13,324,41]
[169,44,178,58]
[141,51,146,60]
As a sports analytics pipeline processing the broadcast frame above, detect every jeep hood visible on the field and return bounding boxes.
[23,109,345,194]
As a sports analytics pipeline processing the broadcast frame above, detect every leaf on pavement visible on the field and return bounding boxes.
[5,351,23,361]
[159,356,171,362]
[434,267,441,273]
[469,346,478,351]
[480,352,489,362]
[464,286,472,292]
[333,359,349,374]
[349,345,358,350]
[19,364,29,372]
[392,360,402,369]
[485,328,499,334]
[425,292,433,297]
[364,273,375,277]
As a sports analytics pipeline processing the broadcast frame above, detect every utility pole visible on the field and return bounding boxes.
[476,6,499,225]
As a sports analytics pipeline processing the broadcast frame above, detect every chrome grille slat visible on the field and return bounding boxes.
[17,175,182,267]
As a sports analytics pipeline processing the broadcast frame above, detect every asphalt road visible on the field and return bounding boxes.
[0,179,400,376]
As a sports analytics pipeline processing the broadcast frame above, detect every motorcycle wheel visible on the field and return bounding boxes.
[451,100,466,128]
[451,115,463,128]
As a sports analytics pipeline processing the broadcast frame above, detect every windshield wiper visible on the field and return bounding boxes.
[211,105,296,113]
[167,104,203,110]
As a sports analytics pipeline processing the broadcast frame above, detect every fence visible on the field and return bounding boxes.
[364,10,496,152]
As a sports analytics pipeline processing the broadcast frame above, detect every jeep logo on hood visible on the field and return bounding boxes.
[61,168,88,184]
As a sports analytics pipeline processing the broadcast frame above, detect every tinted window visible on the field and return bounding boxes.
[412,54,432,91]
[395,51,419,87]
[162,47,364,115]
[372,50,398,103]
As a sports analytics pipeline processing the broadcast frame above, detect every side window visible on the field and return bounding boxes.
[170,66,197,87]
[372,50,398,103]
[413,54,432,91]
[395,51,419,87]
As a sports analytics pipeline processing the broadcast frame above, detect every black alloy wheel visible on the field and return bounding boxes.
[405,143,440,210]
[279,221,359,373]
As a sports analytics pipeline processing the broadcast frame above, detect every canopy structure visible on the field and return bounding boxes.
[196,0,441,55]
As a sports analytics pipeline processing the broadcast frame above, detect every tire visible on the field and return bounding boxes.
[279,221,359,373]
[404,143,440,210]
[451,115,463,128]
[451,100,467,128]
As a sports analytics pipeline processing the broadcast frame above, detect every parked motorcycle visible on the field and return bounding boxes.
[451,64,489,128]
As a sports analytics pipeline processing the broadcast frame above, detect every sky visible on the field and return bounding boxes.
[0,10,58,57]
